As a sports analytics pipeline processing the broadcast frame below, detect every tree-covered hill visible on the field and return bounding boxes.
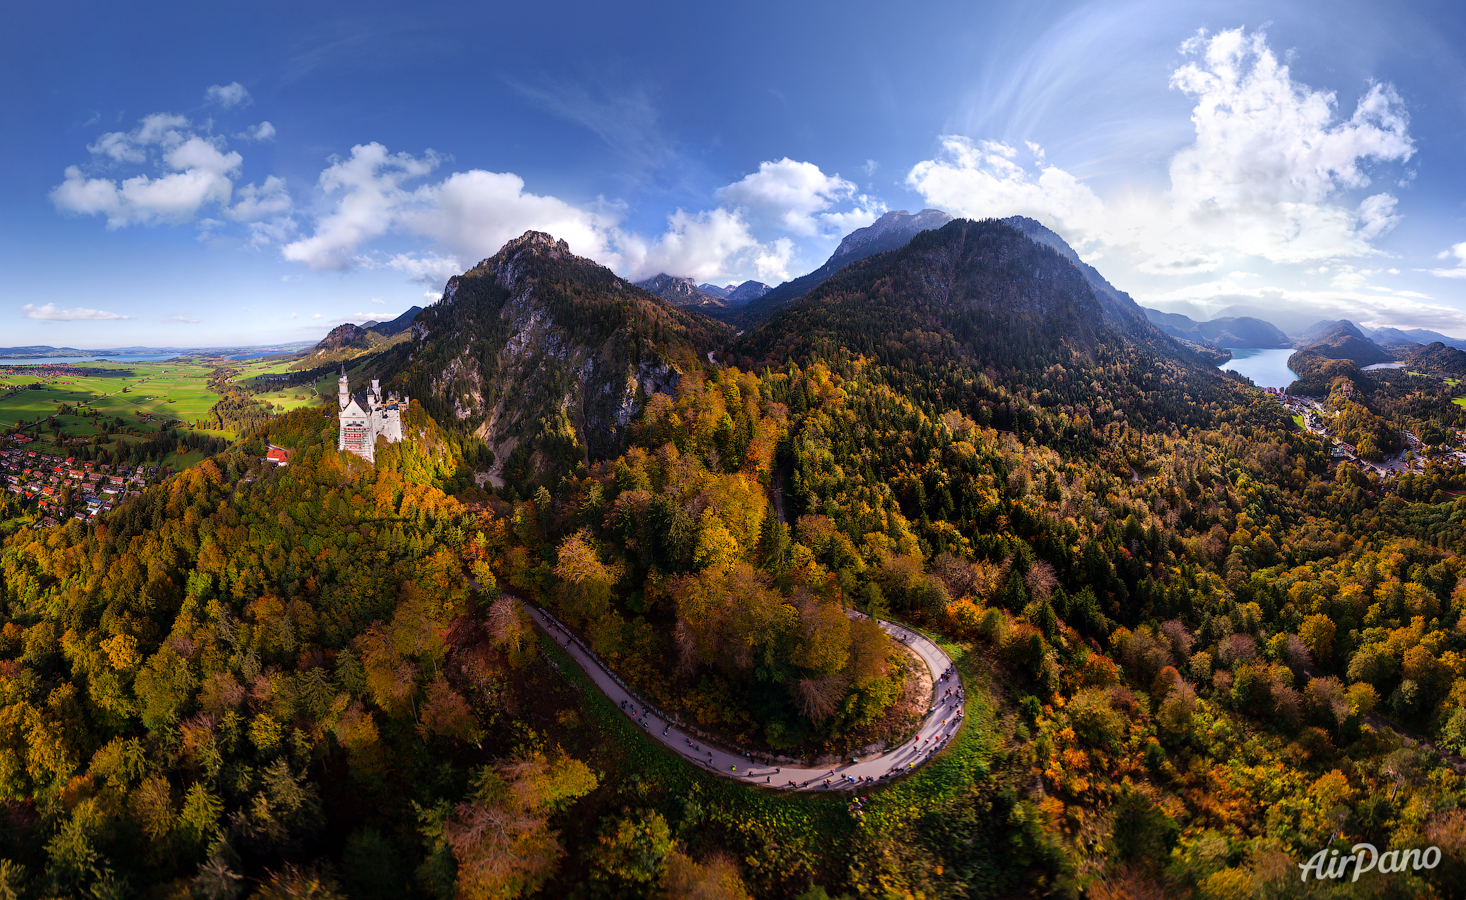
[731,218,1244,443]
[9,217,1466,899]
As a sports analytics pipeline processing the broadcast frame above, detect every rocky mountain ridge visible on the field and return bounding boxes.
[634,273,729,309]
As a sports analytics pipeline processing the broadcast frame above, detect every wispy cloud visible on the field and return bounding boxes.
[508,77,670,179]
[22,303,130,321]
[1422,243,1466,279]
[166,314,201,323]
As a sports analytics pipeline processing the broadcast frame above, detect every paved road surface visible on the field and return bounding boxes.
[523,601,964,792]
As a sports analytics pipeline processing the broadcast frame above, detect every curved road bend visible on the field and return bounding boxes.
[522,602,965,792]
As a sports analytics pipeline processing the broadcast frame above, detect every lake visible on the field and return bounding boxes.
[0,353,181,366]
[1216,347,1298,389]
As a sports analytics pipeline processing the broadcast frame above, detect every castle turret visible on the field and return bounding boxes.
[338,365,349,411]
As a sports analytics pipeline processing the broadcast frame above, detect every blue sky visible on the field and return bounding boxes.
[7,0,1466,347]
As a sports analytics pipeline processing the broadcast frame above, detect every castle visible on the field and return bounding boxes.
[337,367,408,462]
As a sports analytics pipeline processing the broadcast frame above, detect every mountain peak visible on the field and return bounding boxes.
[501,230,570,257]
[827,208,953,265]
[733,209,953,323]
[634,273,728,309]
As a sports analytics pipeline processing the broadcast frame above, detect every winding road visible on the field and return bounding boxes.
[522,601,964,791]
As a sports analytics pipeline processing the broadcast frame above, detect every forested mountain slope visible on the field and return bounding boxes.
[391,232,728,485]
[731,208,952,325]
[731,217,1237,441]
[9,217,1466,900]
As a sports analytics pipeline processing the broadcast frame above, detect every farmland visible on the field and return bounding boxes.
[0,354,332,460]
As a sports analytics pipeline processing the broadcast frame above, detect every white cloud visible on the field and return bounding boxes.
[21,303,130,321]
[718,158,880,236]
[167,314,201,323]
[906,137,1106,245]
[238,121,276,142]
[383,252,463,285]
[617,208,759,282]
[1152,27,1414,265]
[1141,273,1466,333]
[281,143,443,270]
[228,175,292,221]
[311,313,322,319]
[206,82,251,109]
[86,113,189,164]
[753,238,796,283]
[907,28,1415,275]
[370,297,385,304]
[53,117,245,227]
[1423,243,1466,279]
[404,168,617,264]
[280,144,888,285]
[280,142,792,284]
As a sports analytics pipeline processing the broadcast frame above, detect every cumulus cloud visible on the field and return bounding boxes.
[906,28,1415,273]
[752,238,796,283]
[718,158,880,236]
[403,167,618,265]
[1155,27,1413,264]
[618,208,759,282]
[167,314,201,323]
[280,142,826,284]
[52,115,246,227]
[228,175,293,221]
[21,303,130,321]
[205,82,251,109]
[280,143,442,270]
[906,137,1106,244]
[86,113,188,164]
[238,121,276,142]
[370,297,386,304]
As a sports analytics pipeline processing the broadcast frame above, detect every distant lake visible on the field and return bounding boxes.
[0,354,180,366]
[1217,348,1298,389]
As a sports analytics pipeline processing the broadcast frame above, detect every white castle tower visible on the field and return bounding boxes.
[337,365,409,462]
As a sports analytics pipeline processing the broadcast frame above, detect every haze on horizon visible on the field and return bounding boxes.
[6,0,1466,348]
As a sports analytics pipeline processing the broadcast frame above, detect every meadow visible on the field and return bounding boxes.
[0,355,330,461]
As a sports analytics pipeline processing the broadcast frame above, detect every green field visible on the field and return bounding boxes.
[231,356,334,414]
[0,361,220,431]
[0,353,344,464]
